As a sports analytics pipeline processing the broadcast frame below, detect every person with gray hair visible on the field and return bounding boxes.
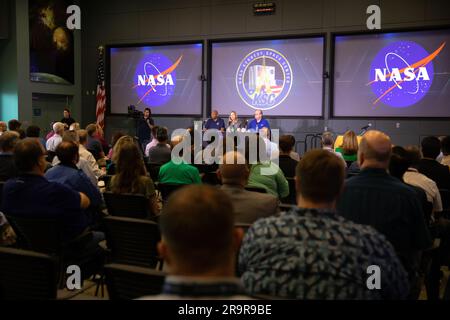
[321,131,346,164]
[337,130,432,299]
[45,122,65,152]
[218,151,279,224]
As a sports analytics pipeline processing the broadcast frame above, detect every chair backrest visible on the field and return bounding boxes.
[104,263,166,300]
[281,177,296,205]
[103,192,150,219]
[0,247,57,300]
[145,162,162,182]
[244,186,267,194]
[6,215,62,254]
[157,183,186,202]
[99,175,113,189]
[104,216,161,268]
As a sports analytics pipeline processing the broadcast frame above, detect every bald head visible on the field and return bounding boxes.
[218,152,249,186]
[358,130,392,169]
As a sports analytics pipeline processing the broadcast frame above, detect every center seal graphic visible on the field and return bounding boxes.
[236,48,293,111]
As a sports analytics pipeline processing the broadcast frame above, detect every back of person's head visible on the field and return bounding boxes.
[52,122,65,134]
[26,125,41,138]
[156,127,168,143]
[441,136,450,156]
[112,137,146,193]
[358,130,392,169]
[218,151,249,186]
[341,130,358,155]
[56,141,79,166]
[170,135,184,149]
[0,121,7,132]
[389,146,410,180]
[421,136,441,159]
[279,135,293,154]
[405,145,422,168]
[296,149,345,204]
[69,123,80,131]
[159,185,239,275]
[8,119,21,131]
[151,125,159,138]
[62,130,80,144]
[0,131,20,152]
[111,131,125,147]
[78,129,88,145]
[322,132,334,147]
[13,138,45,173]
[86,124,97,137]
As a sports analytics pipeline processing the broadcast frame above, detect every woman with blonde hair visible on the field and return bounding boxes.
[336,130,359,162]
[109,136,158,216]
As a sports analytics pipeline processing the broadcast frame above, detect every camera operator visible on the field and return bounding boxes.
[137,108,155,152]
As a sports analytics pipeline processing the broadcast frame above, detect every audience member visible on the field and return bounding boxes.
[278,135,298,178]
[0,121,7,135]
[260,127,279,161]
[137,108,154,152]
[46,122,65,152]
[109,136,158,216]
[141,185,247,300]
[45,141,102,209]
[8,119,26,139]
[403,146,443,214]
[78,130,103,179]
[247,137,289,198]
[26,125,46,148]
[418,136,450,190]
[336,130,358,163]
[337,131,431,297]
[148,127,172,165]
[145,125,160,157]
[1,138,93,243]
[85,124,106,161]
[69,122,81,131]
[218,151,279,224]
[441,136,450,167]
[321,131,346,165]
[158,135,202,185]
[239,149,409,299]
[108,131,125,159]
[0,131,20,181]
[286,135,300,161]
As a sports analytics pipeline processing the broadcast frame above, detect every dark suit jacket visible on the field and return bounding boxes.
[0,154,18,181]
[418,159,450,190]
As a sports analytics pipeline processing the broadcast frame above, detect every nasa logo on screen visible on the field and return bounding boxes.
[236,48,293,111]
[133,54,183,107]
[368,41,445,108]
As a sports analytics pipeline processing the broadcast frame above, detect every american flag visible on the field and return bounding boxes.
[95,47,106,129]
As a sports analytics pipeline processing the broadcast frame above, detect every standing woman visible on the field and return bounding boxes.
[227,111,243,133]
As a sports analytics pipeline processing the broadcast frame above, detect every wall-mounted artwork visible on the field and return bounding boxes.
[29,0,74,85]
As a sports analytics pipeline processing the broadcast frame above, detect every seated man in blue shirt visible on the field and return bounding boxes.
[1,138,95,244]
[45,140,103,225]
[204,110,225,132]
[247,109,270,133]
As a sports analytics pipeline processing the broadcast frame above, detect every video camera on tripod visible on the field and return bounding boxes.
[127,105,143,119]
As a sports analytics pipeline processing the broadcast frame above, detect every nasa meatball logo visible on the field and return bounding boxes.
[133,54,182,107]
[236,48,293,111]
[368,41,445,108]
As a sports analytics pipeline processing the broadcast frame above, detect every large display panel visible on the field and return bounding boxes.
[108,42,203,115]
[333,29,450,118]
[211,37,324,117]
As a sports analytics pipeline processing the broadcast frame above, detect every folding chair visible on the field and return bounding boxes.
[104,216,162,269]
[103,192,150,219]
[104,263,166,300]
[0,247,57,300]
